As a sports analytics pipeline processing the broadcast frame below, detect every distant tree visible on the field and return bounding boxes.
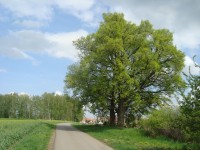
[41,93,54,120]
[18,95,30,118]
[4,93,16,118]
[65,13,185,127]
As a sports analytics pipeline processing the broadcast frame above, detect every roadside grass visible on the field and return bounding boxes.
[12,122,56,150]
[0,119,63,150]
[73,124,185,150]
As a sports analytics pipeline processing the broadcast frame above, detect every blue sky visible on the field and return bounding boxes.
[0,0,199,96]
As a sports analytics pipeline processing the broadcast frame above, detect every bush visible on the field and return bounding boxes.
[140,106,183,140]
[179,59,200,143]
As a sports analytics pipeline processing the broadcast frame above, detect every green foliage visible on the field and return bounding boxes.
[0,93,83,121]
[66,12,185,127]
[140,107,182,140]
[74,124,185,150]
[180,59,200,143]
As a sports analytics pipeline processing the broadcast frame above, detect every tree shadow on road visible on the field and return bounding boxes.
[56,124,79,131]
[73,124,123,134]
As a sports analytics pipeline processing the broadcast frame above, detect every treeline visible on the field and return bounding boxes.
[0,93,83,121]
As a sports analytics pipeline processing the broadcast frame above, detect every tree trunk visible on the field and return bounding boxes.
[117,100,125,127]
[109,98,115,126]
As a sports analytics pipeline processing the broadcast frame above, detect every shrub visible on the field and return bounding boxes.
[180,70,200,142]
[179,58,200,144]
[140,106,183,140]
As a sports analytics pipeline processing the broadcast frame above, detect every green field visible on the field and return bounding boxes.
[0,119,63,150]
[73,124,186,150]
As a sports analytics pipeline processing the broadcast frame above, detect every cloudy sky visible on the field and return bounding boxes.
[0,0,199,95]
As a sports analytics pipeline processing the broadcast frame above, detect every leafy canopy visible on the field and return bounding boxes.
[65,12,185,126]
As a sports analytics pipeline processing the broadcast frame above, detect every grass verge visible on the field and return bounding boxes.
[12,122,56,150]
[73,124,185,150]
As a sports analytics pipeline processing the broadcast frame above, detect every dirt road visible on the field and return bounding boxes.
[53,123,113,150]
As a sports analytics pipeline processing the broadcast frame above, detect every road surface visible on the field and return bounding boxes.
[53,123,113,150]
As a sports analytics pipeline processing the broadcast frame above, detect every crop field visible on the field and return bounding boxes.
[0,119,61,150]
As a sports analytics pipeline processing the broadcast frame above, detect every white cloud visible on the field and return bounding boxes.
[46,30,88,60]
[173,26,200,50]
[0,47,38,65]
[0,30,53,53]
[54,0,96,23]
[1,0,199,62]
[54,90,63,96]
[0,0,97,24]
[55,0,94,11]
[101,0,200,54]
[183,56,199,75]
[18,92,30,96]
[0,29,88,61]
[0,0,52,20]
